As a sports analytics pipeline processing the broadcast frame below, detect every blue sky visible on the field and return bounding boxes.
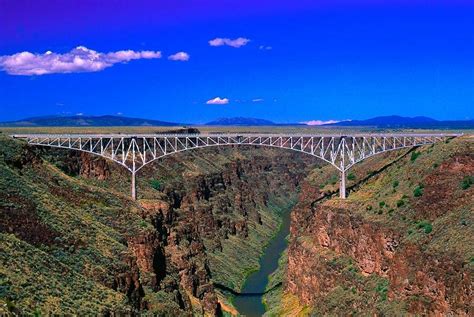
[0,0,473,123]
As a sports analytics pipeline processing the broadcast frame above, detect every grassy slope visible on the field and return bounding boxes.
[0,136,153,314]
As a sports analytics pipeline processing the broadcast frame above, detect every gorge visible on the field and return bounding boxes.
[0,134,472,315]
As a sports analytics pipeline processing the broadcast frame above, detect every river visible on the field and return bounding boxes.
[233,204,292,316]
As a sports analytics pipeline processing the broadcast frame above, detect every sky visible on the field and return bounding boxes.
[0,0,473,124]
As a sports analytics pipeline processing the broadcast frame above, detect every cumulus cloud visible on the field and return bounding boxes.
[0,46,162,75]
[301,120,341,126]
[209,37,250,48]
[168,51,190,61]
[206,97,229,105]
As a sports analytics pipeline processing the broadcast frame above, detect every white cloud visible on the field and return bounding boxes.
[259,45,272,50]
[209,37,250,48]
[301,120,341,126]
[252,98,264,102]
[0,46,162,75]
[168,51,190,61]
[206,97,229,105]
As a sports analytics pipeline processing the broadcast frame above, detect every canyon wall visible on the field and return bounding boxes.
[0,137,318,315]
[285,137,473,315]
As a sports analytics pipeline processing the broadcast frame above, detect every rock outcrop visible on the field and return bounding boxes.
[286,139,473,316]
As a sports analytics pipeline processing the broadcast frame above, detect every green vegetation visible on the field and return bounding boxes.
[375,279,389,301]
[410,151,421,162]
[413,184,424,197]
[392,180,399,188]
[396,199,405,208]
[347,172,356,181]
[416,220,433,234]
[329,174,338,185]
[460,176,473,190]
[206,197,296,293]
[149,179,163,191]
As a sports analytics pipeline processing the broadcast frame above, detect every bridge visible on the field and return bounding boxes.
[11,133,461,200]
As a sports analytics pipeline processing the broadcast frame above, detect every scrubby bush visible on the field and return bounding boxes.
[410,151,421,162]
[416,220,433,234]
[150,179,163,191]
[460,176,474,190]
[413,185,424,197]
[396,199,405,208]
[375,280,389,301]
[392,180,399,188]
[329,174,338,185]
[347,173,356,181]
[379,201,385,208]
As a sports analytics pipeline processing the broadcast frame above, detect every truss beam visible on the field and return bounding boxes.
[11,133,460,200]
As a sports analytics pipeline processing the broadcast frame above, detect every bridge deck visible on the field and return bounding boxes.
[11,133,463,138]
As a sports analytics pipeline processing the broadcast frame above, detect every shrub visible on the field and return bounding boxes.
[329,174,338,185]
[392,180,399,188]
[347,173,356,181]
[410,151,421,162]
[375,280,389,301]
[413,185,423,197]
[460,176,474,190]
[379,201,385,208]
[150,179,163,191]
[396,199,405,207]
[416,220,433,234]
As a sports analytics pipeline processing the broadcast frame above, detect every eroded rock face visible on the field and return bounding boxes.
[286,151,473,316]
[75,148,313,315]
[287,203,471,315]
[79,152,111,180]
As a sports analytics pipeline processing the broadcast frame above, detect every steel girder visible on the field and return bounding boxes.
[12,133,458,173]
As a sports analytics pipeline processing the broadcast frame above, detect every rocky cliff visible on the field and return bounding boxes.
[284,137,473,315]
[0,137,317,315]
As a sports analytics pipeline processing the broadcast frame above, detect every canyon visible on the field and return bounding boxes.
[0,135,472,315]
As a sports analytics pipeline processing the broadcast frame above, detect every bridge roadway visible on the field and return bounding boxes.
[11,133,462,200]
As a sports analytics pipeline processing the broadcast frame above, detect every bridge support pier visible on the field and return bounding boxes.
[131,171,136,200]
[340,169,346,199]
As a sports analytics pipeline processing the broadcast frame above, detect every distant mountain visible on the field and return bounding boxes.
[206,117,276,126]
[0,115,180,127]
[323,115,474,129]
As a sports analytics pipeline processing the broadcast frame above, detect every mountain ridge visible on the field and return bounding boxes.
[323,115,474,129]
[0,115,180,127]
[1,114,472,128]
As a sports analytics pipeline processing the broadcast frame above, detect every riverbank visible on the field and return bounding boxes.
[233,198,296,316]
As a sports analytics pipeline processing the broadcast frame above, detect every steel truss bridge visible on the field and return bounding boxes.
[11,133,460,200]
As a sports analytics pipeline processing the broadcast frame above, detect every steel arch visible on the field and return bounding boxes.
[11,133,460,199]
